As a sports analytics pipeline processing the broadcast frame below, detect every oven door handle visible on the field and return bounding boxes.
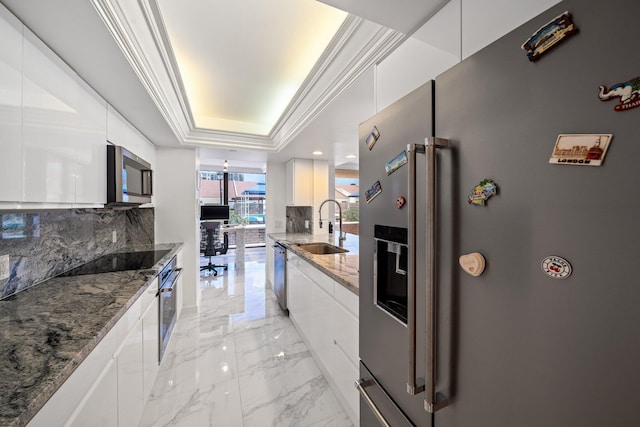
[157,268,183,295]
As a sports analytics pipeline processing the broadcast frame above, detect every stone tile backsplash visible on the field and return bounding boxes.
[0,207,154,298]
[286,206,313,234]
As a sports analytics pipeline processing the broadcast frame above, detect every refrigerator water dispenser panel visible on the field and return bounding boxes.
[374,225,409,324]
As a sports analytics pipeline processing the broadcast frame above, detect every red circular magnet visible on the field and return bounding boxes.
[395,196,406,209]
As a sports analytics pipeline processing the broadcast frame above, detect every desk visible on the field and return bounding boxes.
[221,225,245,269]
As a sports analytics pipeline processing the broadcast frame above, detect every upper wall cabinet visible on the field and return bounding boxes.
[107,105,156,168]
[22,28,107,204]
[0,7,23,203]
[286,158,314,206]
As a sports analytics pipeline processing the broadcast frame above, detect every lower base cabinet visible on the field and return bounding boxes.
[66,359,118,427]
[27,277,160,427]
[286,251,359,424]
[27,326,119,427]
[141,292,160,401]
[117,320,144,427]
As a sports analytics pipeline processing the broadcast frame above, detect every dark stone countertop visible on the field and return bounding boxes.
[268,233,359,295]
[0,243,183,427]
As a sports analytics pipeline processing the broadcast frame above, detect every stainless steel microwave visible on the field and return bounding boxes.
[107,144,153,205]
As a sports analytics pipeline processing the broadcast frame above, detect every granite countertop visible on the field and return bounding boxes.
[268,232,359,295]
[0,243,183,427]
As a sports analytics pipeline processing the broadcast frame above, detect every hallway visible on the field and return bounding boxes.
[138,248,353,426]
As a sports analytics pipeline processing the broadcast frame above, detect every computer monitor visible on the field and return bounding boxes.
[200,204,230,221]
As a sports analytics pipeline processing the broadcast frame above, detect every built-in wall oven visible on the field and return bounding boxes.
[158,256,182,362]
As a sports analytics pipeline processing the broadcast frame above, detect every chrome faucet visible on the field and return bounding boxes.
[319,199,346,248]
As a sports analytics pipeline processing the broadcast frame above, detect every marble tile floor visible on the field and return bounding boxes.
[139,248,354,427]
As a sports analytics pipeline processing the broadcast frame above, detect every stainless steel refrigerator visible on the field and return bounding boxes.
[357,0,640,426]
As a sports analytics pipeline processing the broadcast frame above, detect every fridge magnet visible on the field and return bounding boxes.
[467,179,498,206]
[521,11,578,62]
[385,151,408,175]
[541,255,572,279]
[598,76,640,111]
[366,126,381,150]
[459,252,486,277]
[365,180,382,203]
[395,196,406,209]
[549,134,612,166]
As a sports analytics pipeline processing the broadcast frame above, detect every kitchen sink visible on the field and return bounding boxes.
[295,242,349,255]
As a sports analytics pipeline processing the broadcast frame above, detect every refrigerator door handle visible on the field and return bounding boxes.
[406,143,425,395]
[425,137,451,413]
[355,379,392,427]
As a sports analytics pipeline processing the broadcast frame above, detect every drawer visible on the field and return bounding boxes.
[334,281,358,318]
[138,277,158,314]
[333,343,360,421]
[333,301,358,368]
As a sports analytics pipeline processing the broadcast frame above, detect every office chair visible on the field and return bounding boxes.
[200,222,229,276]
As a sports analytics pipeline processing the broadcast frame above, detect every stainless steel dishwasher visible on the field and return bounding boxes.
[272,242,288,314]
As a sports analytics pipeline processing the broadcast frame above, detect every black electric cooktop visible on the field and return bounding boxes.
[60,249,171,277]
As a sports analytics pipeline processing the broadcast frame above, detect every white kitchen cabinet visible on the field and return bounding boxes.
[107,105,156,169]
[28,325,118,427]
[66,358,118,427]
[0,5,23,203]
[286,251,313,338]
[27,275,164,427]
[285,250,359,424]
[285,158,313,206]
[332,341,360,418]
[309,275,335,371]
[461,0,561,60]
[22,27,106,204]
[333,283,359,368]
[116,318,144,427]
[141,278,160,401]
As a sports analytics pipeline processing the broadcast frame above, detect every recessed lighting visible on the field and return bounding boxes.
[312,150,323,155]
[345,154,356,159]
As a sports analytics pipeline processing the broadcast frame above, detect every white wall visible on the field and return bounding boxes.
[265,161,287,288]
[154,147,200,311]
[312,160,330,236]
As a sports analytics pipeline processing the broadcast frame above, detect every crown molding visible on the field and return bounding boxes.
[91,0,406,151]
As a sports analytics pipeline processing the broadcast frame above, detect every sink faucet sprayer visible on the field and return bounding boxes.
[318,199,346,248]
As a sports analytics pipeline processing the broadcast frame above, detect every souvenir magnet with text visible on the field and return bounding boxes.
[395,196,406,209]
[598,76,640,111]
[549,134,612,166]
[541,255,572,279]
[521,11,578,62]
[459,252,486,277]
[468,179,497,206]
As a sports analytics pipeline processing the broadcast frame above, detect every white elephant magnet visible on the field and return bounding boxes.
[459,252,486,277]
[598,76,640,111]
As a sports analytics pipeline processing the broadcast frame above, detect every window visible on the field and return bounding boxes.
[335,169,359,235]
[199,171,266,223]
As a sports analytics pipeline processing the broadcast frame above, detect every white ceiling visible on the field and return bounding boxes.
[0,0,450,172]
[157,0,347,136]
